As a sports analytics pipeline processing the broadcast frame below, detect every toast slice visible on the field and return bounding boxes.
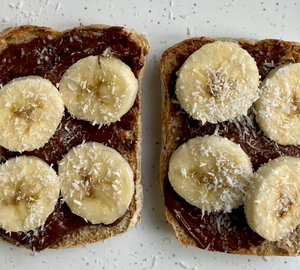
[0,24,149,251]
[160,37,300,256]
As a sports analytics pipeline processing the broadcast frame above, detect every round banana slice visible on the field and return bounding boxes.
[0,156,60,232]
[168,136,253,213]
[58,142,134,224]
[176,41,259,124]
[59,55,138,125]
[0,76,64,152]
[245,156,300,241]
[255,63,300,145]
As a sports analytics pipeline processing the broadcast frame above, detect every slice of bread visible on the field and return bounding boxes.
[0,24,149,251]
[160,37,300,256]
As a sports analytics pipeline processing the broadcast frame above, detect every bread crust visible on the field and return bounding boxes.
[0,24,149,250]
[160,36,300,256]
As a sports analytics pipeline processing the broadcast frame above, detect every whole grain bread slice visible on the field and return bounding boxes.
[0,24,149,250]
[160,36,300,256]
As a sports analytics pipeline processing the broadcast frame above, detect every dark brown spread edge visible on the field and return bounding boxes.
[163,38,300,253]
[0,26,145,251]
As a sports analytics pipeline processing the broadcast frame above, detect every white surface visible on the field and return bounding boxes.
[0,0,300,269]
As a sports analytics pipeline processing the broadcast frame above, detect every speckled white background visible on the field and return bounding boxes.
[0,0,300,269]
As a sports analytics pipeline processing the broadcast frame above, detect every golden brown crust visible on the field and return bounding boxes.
[160,36,300,256]
[0,24,149,250]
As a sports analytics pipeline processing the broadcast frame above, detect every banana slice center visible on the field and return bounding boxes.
[12,102,38,119]
[187,154,235,193]
[277,194,294,218]
[79,170,95,198]
[206,67,236,99]
[78,78,111,104]
[2,181,40,206]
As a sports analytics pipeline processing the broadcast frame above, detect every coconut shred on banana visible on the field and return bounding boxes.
[0,156,60,232]
[256,63,300,145]
[58,142,134,225]
[0,76,64,152]
[169,136,253,213]
[59,55,138,125]
[245,156,300,241]
[175,41,260,124]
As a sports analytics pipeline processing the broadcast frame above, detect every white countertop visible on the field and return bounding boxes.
[0,0,300,269]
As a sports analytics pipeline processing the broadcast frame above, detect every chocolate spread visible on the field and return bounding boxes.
[163,39,300,253]
[0,26,144,251]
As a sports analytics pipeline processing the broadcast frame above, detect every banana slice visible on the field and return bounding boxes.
[59,55,138,125]
[0,156,60,232]
[245,156,300,241]
[0,76,64,152]
[176,41,259,124]
[58,142,134,225]
[168,136,253,213]
[255,63,300,145]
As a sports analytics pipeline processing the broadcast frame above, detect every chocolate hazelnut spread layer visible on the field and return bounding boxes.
[162,38,300,253]
[0,26,144,251]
